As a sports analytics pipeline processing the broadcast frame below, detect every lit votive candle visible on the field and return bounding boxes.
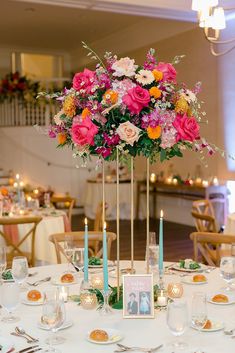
[33,189,39,195]
[202,180,209,187]
[157,289,167,307]
[58,286,69,302]
[19,210,24,215]
[189,179,194,185]
[195,177,202,186]
[150,173,156,183]
[167,283,184,298]
[172,178,178,185]
[80,292,97,310]
[213,177,219,186]
[91,275,104,290]
[166,177,172,184]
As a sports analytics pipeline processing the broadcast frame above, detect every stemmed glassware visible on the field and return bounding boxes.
[166,299,188,350]
[12,256,28,288]
[146,232,159,273]
[220,256,235,291]
[41,289,66,353]
[71,248,84,275]
[1,282,20,323]
[64,235,75,272]
[0,246,7,284]
[191,292,207,353]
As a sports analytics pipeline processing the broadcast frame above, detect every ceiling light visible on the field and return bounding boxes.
[212,7,226,30]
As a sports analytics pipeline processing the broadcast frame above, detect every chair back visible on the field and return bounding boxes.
[51,196,75,228]
[191,211,217,232]
[192,199,215,217]
[0,216,42,267]
[49,231,116,264]
[190,231,235,266]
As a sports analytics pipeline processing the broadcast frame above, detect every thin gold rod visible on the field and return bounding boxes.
[102,160,105,226]
[131,156,134,272]
[146,158,150,274]
[116,148,120,300]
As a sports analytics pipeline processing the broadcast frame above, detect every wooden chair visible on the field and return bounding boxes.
[51,196,75,228]
[0,216,42,267]
[192,199,215,217]
[191,211,217,232]
[49,231,117,264]
[189,231,235,266]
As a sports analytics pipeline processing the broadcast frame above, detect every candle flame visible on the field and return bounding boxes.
[104,221,107,230]
[16,174,20,180]
[84,217,88,225]
[160,210,164,218]
[13,182,18,188]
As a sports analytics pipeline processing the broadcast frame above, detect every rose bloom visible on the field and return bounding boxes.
[123,85,150,115]
[72,69,96,94]
[173,114,200,142]
[116,121,141,146]
[111,57,138,77]
[71,117,98,146]
[155,62,177,83]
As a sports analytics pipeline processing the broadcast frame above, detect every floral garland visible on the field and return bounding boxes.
[40,43,214,164]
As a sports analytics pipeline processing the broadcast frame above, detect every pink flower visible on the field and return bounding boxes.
[72,69,96,94]
[173,114,200,142]
[116,121,141,146]
[71,117,98,146]
[155,62,177,83]
[122,85,150,115]
[96,147,112,158]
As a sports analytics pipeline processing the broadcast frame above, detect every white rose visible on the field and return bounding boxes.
[116,121,141,146]
[111,57,138,77]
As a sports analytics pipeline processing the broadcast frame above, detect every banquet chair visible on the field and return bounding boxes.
[191,211,218,233]
[0,216,42,267]
[189,231,235,266]
[192,199,220,232]
[49,231,117,264]
[51,196,75,228]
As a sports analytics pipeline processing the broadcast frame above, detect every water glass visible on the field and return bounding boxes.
[64,235,75,272]
[146,232,159,273]
[220,256,235,291]
[41,289,66,352]
[0,246,7,282]
[12,256,28,286]
[72,248,84,275]
[166,300,188,350]
[191,292,207,353]
[1,282,20,323]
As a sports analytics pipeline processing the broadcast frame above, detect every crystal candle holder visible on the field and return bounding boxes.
[99,289,113,316]
[167,282,184,298]
[80,291,98,310]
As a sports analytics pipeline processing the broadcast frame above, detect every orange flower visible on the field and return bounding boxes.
[152,70,163,82]
[63,96,76,118]
[81,108,91,119]
[58,133,67,145]
[175,97,189,114]
[147,126,161,140]
[1,187,8,197]
[149,87,162,99]
[103,90,118,105]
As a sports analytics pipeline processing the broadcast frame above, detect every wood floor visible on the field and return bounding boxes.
[72,215,195,262]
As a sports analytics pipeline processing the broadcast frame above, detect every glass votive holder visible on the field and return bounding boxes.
[57,286,69,303]
[80,291,98,310]
[156,289,168,307]
[91,275,104,290]
[167,282,184,298]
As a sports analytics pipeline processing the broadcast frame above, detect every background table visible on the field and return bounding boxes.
[1,262,235,353]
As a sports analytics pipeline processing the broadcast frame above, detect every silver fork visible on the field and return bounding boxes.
[115,343,163,352]
[27,276,51,286]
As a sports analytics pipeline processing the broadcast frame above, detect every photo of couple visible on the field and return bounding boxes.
[127,291,151,315]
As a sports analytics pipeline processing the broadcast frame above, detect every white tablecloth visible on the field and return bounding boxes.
[1,262,235,353]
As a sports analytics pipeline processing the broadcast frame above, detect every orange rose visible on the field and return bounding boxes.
[152,70,163,82]
[103,90,118,105]
[1,187,8,197]
[81,108,91,119]
[149,87,162,99]
[58,133,67,145]
[147,126,161,140]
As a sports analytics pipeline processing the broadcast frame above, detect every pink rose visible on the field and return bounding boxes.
[173,114,200,142]
[122,85,150,114]
[155,62,177,83]
[71,117,98,146]
[72,69,96,94]
[116,121,141,146]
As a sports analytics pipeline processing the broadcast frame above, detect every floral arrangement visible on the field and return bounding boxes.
[0,72,40,104]
[42,43,214,164]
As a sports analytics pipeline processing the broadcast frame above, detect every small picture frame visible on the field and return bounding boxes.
[123,274,154,319]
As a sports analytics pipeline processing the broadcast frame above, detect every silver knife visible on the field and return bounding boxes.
[26,349,42,353]
[18,346,39,353]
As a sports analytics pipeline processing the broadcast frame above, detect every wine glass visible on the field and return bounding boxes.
[72,248,84,276]
[1,282,20,323]
[166,299,188,350]
[64,235,75,272]
[41,289,66,353]
[146,232,159,273]
[220,257,235,291]
[0,246,7,283]
[191,292,207,353]
[12,256,28,287]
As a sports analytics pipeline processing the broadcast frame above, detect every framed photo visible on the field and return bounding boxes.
[123,274,154,318]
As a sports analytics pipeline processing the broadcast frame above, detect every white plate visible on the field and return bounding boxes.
[0,336,14,353]
[182,276,208,285]
[38,319,73,331]
[208,293,235,305]
[51,275,77,286]
[86,328,123,345]
[21,292,43,306]
[191,320,224,332]
[171,263,206,272]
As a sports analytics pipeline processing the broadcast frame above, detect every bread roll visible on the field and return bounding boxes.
[193,274,207,282]
[203,319,212,329]
[90,329,109,342]
[27,290,42,302]
[61,273,74,283]
[212,294,229,303]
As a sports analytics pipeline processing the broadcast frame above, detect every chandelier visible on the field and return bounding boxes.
[192,0,235,56]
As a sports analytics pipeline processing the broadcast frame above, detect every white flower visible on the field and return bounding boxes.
[54,109,64,126]
[111,57,138,77]
[181,89,197,103]
[116,121,141,146]
[135,69,154,86]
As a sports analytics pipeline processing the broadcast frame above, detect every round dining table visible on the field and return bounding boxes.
[0,261,235,353]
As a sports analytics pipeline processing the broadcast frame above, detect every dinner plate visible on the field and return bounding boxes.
[86,328,123,345]
[51,276,78,286]
[0,336,14,353]
[38,319,73,331]
[208,293,235,305]
[170,263,206,273]
[191,320,224,332]
[182,276,208,285]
